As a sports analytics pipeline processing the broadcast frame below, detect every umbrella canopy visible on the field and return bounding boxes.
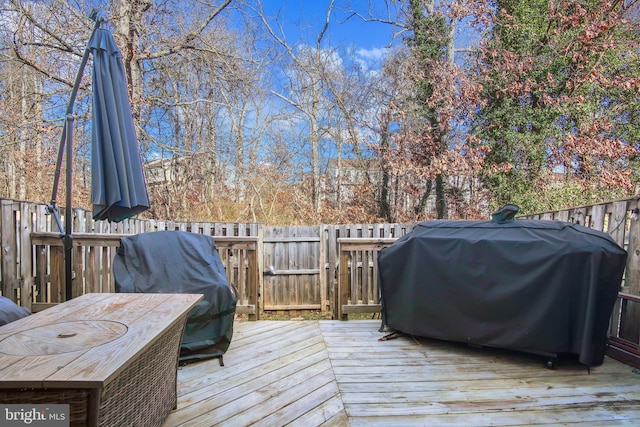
[88,24,149,222]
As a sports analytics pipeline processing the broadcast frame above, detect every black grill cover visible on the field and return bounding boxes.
[378,219,627,366]
[114,231,236,363]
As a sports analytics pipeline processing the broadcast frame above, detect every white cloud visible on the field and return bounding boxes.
[356,47,389,61]
[354,47,390,72]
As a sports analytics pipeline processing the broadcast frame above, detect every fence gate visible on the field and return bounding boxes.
[262,226,323,312]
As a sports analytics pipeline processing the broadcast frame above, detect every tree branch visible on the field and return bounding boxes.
[10,0,81,56]
[317,0,335,48]
[143,0,232,60]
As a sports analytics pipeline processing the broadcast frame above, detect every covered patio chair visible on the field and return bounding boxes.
[113,231,237,365]
[0,296,31,326]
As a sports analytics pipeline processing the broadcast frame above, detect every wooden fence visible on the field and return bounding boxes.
[0,198,414,320]
[337,238,398,320]
[2,195,639,357]
[29,232,260,319]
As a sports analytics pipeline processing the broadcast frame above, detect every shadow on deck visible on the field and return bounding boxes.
[163,320,640,426]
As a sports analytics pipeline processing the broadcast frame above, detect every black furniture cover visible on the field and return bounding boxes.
[114,231,236,364]
[378,216,627,366]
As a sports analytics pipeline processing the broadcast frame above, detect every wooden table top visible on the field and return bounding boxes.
[0,293,202,389]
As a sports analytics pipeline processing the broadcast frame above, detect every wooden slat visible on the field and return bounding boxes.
[1,200,18,298]
[34,244,47,303]
[30,302,58,313]
[19,203,34,307]
[235,304,256,315]
[50,246,64,303]
[325,225,338,316]
[73,245,82,299]
[590,203,607,231]
[247,244,258,320]
[338,247,349,321]
[265,268,320,275]
[30,232,126,246]
[264,304,322,311]
[342,303,381,314]
[318,225,327,313]
[608,201,629,247]
[263,236,321,243]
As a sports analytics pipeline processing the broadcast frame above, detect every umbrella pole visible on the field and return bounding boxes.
[46,17,101,301]
[64,115,74,301]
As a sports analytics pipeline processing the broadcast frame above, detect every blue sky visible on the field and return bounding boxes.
[256,1,480,68]
[258,0,400,61]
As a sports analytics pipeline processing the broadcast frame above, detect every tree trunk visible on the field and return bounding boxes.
[436,174,446,219]
[19,79,27,200]
[415,179,433,216]
[379,125,392,222]
[112,0,149,125]
[310,76,321,213]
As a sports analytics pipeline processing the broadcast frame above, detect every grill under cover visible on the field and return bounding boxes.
[114,231,237,363]
[378,218,627,366]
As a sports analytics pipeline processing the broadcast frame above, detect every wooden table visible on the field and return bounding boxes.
[0,293,202,427]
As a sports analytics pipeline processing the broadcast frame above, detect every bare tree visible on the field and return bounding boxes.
[2,0,235,217]
[315,44,388,218]
[254,0,337,213]
[1,0,91,203]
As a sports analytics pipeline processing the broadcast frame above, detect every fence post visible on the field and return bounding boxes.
[326,225,339,319]
[338,239,349,321]
[256,223,264,320]
[319,224,328,314]
[1,200,18,301]
[19,203,35,309]
[621,201,640,342]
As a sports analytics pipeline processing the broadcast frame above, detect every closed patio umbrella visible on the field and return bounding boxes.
[47,10,149,300]
[88,16,149,222]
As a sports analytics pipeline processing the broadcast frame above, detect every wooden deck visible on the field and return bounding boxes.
[163,320,640,426]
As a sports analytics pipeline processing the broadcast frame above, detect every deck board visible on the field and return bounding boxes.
[163,320,640,426]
